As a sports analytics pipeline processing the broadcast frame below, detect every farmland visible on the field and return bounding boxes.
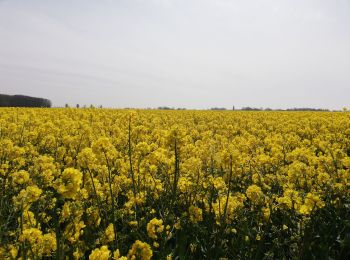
[0,108,349,259]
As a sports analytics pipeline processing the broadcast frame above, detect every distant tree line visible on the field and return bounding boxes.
[157,106,174,110]
[241,107,263,111]
[154,106,333,111]
[210,107,227,110]
[0,94,52,107]
[240,106,330,111]
[155,106,333,111]
[66,104,103,109]
[157,106,187,110]
[285,107,330,111]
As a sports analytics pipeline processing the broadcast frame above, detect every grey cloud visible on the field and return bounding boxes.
[0,0,349,109]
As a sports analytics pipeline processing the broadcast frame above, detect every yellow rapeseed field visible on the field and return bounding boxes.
[0,108,349,259]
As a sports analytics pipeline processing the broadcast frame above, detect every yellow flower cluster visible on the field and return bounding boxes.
[13,185,42,209]
[299,192,325,215]
[127,240,153,260]
[12,170,30,185]
[19,228,56,257]
[147,218,164,239]
[188,205,203,223]
[89,245,110,260]
[54,167,83,199]
[246,184,264,204]
[0,108,349,258]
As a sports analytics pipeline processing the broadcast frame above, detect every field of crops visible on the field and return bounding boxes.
[0,108,349,259]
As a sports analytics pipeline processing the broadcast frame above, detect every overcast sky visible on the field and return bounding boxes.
[0,0,349,109]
